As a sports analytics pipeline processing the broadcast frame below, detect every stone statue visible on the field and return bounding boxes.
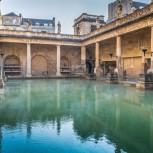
[26,19,31,31]
[57,21,61,34]
[116,1,123,18]
[96,17,100,29]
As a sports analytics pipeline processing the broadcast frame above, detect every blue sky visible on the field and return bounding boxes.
[1,0,150,34]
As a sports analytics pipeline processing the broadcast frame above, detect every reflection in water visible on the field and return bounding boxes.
[26,81,32,139]
[0,79,153,153]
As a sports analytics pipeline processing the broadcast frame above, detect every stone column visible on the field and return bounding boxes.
[94,42,100,74]
[26,43,32,77]
[81,46,86,64]
[56,45,61,76]
[0,56,4,88]
[81,46,86,73]
[147,26,153,73]
[116,36,123,78]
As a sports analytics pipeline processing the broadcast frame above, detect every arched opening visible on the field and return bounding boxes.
[86,61,94,74]
[4,55,21,77]
[32,55,48,76]
[60,56,71,75]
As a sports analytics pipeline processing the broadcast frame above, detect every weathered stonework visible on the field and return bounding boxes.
[1,2,153,83]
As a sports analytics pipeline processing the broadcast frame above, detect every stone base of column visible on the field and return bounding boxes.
[56,72,61,77]
[136,81,153,89]
[0,79,4,89]
[105,73,119,84]
[136,74,153,90]
[94,67,101,78]
[81,60,86,75]
[26,73,32,78]
[114,68,124,81]
[147,67,153,74]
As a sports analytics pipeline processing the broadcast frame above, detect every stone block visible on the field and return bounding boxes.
[0,79,4,89]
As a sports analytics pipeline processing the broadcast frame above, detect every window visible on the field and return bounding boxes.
[44,23,48,26]
[36,23,39,26]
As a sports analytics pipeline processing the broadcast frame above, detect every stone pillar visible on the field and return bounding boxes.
[94,42,100,75]
[81,46,86,73]
[0,56,4,88]
[81,46,86,64]
[147,26,153,73]
[116,36,123,78]
[56,45,61,76]
[141,53,145,74]
[26,43,32,77]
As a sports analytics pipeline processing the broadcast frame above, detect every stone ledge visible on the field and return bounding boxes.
[0,79,4,89]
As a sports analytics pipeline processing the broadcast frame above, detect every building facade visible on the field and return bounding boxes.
[0,0,153,81]
[107,0,148,22]
[74,13,105,35]
[1,12,55,33]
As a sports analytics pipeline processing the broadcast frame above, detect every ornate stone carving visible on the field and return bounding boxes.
[116,0,123,18]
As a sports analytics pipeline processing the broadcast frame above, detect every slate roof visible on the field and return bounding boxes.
[4,12,18,17]
[21,18,55,27]
[132,1,148,9]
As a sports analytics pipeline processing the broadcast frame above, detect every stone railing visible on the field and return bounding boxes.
[0,29,83,41]
[83,4,153,40]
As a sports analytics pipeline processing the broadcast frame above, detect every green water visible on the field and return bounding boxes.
[0,79,153,153]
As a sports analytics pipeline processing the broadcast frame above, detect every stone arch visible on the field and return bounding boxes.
[32,55,48,76]
[4,55,21,77]
[86,61,94,74]
[60,56,71,68]
[4,55,20,66]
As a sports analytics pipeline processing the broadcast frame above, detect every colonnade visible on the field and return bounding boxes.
[4,27,153,78]
[25,44,62,77]
[81,35,122,76]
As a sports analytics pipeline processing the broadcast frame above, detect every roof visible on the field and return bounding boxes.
[4,12,18,17]
[21,18,55,26]
[132,1,148,9]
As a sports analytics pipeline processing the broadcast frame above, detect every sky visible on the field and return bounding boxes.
[1,0,150,34]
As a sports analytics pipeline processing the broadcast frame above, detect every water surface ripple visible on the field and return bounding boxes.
[0,79,153,153]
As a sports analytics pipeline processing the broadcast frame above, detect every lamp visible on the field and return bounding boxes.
[109,53,114,59]
[142,49,153,57]
[142,49,147,56]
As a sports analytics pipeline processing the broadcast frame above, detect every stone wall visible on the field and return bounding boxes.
[122,29,151,78]
[61,46,81,73]
[2,43,27,76]
[1,43,81,77]
[108,0,133,21]
[31,44,57,76]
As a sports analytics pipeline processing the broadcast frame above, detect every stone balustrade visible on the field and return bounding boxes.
[0,29,83,42]
[84,4,153,40]
[0,3,153,44]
